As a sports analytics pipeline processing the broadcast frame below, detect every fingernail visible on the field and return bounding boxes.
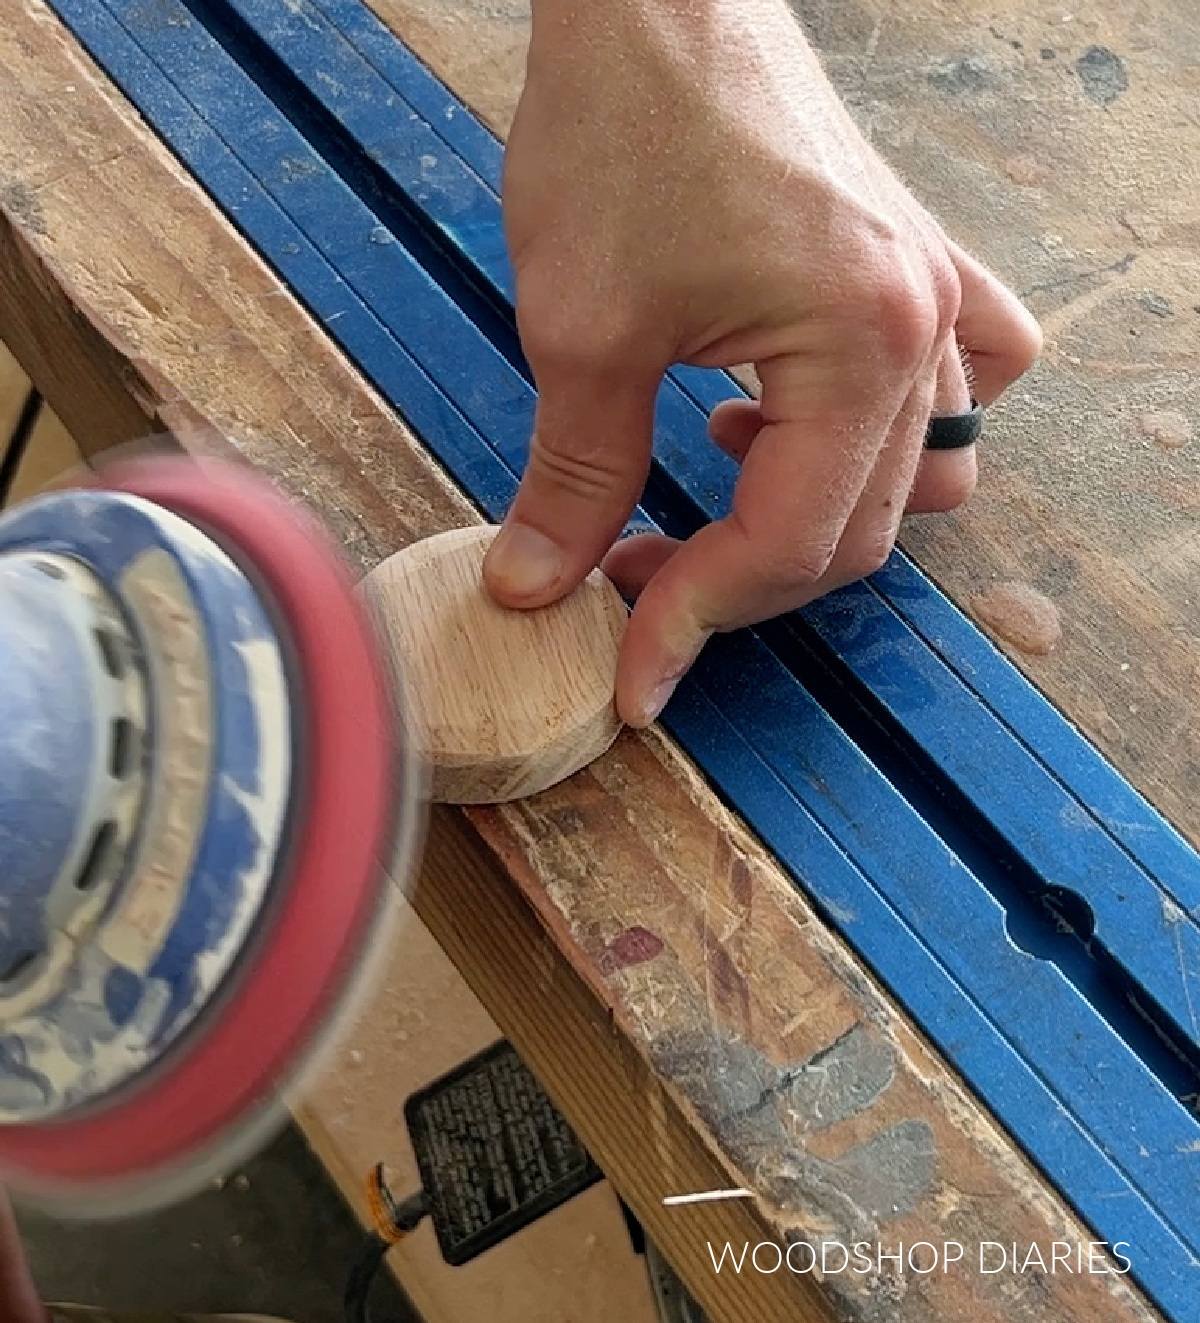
[640,678,680,726]
[637,667,686,727]
[486,522,565,599]
[633,614,712,726]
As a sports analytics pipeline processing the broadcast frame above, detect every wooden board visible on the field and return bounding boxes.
[365,524,626,803]
[0,4,1179,1322]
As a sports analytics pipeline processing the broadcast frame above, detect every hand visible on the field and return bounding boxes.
[484,0,1041,726]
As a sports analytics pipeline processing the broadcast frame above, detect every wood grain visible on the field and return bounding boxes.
[0,5,1168,1321]
[0,201,161,456]
[365,524,626,803]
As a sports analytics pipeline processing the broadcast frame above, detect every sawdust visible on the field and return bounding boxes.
[0,180,46,234]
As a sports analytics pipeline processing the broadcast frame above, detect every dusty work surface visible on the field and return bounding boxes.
[0,2,1193,1322]
[369,0,1200,845]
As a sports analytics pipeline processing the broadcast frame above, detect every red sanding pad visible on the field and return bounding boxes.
[0,457,413,1208]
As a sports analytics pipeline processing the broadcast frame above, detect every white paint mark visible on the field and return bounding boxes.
[663,1188,753,1207]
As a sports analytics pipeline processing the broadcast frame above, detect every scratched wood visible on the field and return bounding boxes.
[0,4,1171,1322]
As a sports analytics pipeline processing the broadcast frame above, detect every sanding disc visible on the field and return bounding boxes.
[0,456,422,1214]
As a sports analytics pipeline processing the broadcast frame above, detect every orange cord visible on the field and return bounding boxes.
[365,1163,408,1246]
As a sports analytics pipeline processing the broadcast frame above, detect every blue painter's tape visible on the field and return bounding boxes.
[41,1,1200,1314]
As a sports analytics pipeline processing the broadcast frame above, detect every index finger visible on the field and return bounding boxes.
[614,353,911,724]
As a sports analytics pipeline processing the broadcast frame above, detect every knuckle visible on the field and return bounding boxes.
[842,527,896,582]
[849,232,962,371]
[768,541,839,591]
[1009,309,1045,377]
[927,252,964,337]
[517,286,641,376]
[874,278,940,371]
[517,305,577,370]
[726,511,840,598]
[526,430,629,504]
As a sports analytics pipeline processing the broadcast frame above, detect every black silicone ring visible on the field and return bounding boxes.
[924,400,984,450]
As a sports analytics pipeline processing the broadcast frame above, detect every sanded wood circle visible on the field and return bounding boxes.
[365,524,627,804]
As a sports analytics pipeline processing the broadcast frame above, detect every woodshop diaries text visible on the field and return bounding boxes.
[707,1240,1134,1276]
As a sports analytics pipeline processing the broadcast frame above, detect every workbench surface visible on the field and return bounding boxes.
[0,2,1196,1321]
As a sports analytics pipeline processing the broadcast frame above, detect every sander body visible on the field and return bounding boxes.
[0,459,420,1214]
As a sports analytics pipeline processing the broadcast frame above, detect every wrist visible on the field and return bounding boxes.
[528,0,797,50]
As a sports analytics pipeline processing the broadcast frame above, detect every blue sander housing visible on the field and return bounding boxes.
[0,459,417,1213]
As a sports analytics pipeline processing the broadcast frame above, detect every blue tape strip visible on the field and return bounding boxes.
[43,0,1200,1313]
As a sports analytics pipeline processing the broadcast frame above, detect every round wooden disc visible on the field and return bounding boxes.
[364,524,627,804]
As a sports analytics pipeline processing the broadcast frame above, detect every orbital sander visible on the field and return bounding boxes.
[0,456,423,1215]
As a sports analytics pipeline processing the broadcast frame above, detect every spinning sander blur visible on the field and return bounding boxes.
[0,454,626,1217]
[0,457,421,1215]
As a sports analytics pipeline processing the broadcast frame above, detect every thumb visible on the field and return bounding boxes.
[483,360,659,608]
